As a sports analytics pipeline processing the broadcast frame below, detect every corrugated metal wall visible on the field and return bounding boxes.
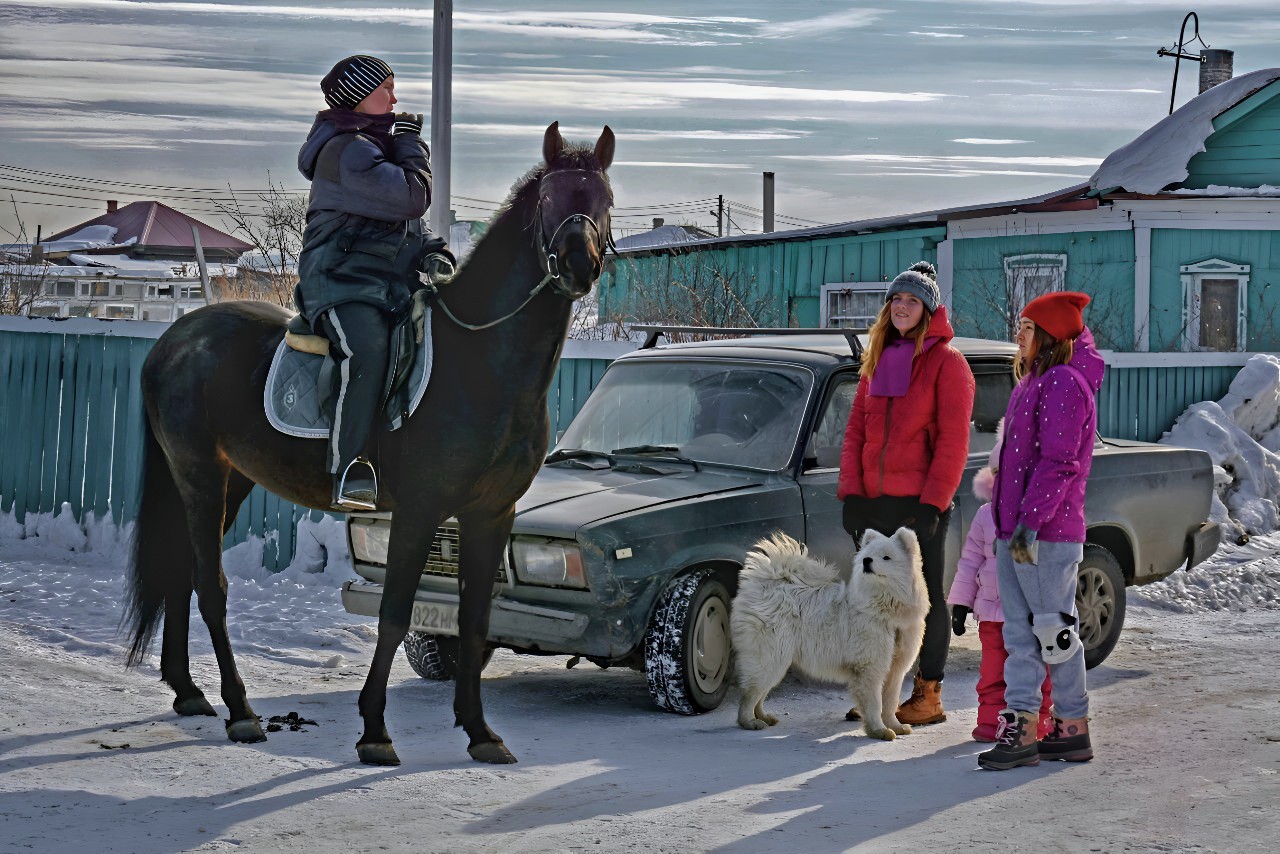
[1097,363,1241,442]
[0,327,612,571]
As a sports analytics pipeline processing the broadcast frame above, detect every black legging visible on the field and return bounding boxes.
[853,496,952,682]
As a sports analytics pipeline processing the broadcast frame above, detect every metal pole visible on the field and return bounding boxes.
[717,195,724,237]
[430,0,453,239]
[190,224,212,306]
[763,172,775,233]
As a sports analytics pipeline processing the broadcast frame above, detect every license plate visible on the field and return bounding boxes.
[409,601,459,636]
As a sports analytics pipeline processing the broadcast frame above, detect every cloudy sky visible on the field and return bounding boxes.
[1,0,1279,241]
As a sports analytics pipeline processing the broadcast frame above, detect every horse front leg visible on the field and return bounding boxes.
[454,507,517,764]
[356,511,444,766]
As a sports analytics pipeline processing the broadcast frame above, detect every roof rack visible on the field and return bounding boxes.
[632,325,865,358]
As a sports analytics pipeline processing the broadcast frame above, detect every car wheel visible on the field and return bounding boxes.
[644,569,733,714]
[1077,545,1126,669]
[401,632,494,681]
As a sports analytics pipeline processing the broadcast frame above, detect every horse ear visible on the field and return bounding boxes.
[543,121,563,165]
[595,126,615,171]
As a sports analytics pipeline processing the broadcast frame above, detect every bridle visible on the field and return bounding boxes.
[435,167,613,331]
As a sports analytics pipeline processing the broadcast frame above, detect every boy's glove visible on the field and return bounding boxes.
[1010,524,1039,564]
[951,605,971,637]
[842,495,870,537]
[391,112,424,136]
[912,502,940,541]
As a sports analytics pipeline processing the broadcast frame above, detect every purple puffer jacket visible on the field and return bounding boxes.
[991,327,1105,542]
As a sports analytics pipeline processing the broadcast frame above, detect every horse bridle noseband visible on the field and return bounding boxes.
[435,168,613,331]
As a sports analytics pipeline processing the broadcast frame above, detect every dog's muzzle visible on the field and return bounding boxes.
[862,557,875,574]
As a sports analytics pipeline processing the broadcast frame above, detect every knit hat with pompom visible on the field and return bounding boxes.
[885,261,940,314]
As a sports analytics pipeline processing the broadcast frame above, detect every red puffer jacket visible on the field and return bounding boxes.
[837,306,975,511]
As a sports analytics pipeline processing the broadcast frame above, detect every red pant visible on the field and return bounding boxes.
[976,621,1053,739]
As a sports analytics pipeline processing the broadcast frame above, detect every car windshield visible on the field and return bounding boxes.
[555,359,813,470]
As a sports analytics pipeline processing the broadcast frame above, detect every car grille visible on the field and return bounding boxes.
[423,525,509,584]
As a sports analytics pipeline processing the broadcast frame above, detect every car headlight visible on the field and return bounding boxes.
[349,519,390,565]
[511,536,588,589]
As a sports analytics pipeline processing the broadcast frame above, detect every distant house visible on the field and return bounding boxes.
[614,218,717,252]
[602,67,1280,356]
[3,201,252,321]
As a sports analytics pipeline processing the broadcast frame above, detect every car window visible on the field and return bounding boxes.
[556,359,813,470]
[970,365,1014,455]
[806,374,859,468]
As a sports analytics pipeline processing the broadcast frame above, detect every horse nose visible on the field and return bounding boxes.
[862,557,874,574]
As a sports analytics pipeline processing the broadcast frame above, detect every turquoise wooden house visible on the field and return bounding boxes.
[599,67,1280,440]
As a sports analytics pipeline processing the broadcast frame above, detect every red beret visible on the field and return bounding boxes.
[1021,291,1091,340]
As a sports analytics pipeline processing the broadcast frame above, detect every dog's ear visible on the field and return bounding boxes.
[861,529,884,547]
[893,526,921,557]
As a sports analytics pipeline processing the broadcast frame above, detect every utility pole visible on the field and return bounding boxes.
[430,0,453,239]
[709,194,724,237]
[763,172,775,233]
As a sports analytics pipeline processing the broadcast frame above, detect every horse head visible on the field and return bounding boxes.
[535,122,615,300]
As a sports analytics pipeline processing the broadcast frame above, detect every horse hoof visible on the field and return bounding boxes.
[468,741,518,764]
[174,696,217,717]
[357,742,401,766]
[226,718,267,743]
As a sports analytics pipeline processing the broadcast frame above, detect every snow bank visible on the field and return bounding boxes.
[1160,354,1280,542]
[1131,535,1280,612]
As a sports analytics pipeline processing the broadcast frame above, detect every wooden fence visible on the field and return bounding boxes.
[0,319,630,571]
[0,319,1258,570]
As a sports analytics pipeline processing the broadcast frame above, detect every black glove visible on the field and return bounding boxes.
[1010,524,1039,564]
[912,502,941,541]
[951,605,971,637]
[391,112,424,136]
[842,495,871,537]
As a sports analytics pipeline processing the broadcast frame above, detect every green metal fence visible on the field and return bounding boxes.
[0,322,628,571]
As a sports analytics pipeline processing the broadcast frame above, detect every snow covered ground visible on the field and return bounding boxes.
[2,505,1279,853]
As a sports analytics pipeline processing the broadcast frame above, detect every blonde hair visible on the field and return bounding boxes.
[1014,323,1075,381]
[859,301,930,380]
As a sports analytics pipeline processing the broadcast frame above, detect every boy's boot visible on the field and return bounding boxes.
[1039,715,1093,762]
[978,709,1040,770]
[896,672,946,725]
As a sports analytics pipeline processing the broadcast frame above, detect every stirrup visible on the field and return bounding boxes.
[334,458,378,511]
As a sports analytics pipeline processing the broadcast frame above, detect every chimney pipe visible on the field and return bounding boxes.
[1199,49,1233,93]
[762,172,775,233]
[107,199,118,213]
[652,217,664,229]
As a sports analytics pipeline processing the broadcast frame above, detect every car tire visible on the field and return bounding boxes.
[644,569,733,714]
[1077,545,1126,669]
[402,632,494,681]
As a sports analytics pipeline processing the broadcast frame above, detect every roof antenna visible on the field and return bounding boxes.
[1157,12,1209,115]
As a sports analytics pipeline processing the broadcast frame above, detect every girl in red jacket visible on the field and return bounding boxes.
[837,261,975,725]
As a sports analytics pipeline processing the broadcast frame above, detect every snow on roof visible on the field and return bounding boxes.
[614,224,713,250]
[1168,184,1280,197]
[1090,68,1280,195]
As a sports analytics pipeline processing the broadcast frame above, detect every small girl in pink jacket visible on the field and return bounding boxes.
[947,421,1052,742]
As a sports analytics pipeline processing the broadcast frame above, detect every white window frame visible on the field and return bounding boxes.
[820,282,885,329]
[1003,253,1066,311]
[1181,258,1249,352]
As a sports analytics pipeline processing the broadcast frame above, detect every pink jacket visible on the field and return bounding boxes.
[947,502,1004,623]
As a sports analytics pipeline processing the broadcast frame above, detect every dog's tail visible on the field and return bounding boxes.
[742,532,839,586]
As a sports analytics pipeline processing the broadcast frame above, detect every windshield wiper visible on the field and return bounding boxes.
[610,444,700,471]
[545,448,613,465]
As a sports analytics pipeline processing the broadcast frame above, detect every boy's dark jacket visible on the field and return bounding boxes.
[294,109,434,323]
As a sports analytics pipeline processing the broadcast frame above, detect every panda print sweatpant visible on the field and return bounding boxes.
[994,539,1089,720]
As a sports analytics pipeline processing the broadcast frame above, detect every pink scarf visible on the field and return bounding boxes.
[869,337,938,397]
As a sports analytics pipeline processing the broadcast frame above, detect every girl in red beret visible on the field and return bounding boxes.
[979,291,1105,770]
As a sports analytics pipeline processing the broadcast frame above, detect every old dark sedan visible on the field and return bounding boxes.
[342,328,1221,713]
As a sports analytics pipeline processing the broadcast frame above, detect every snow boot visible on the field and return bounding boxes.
[978,709,1040,770]
[1039,715,1093,762]
[895,672,946,725]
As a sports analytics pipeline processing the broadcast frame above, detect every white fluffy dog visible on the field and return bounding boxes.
[731,529,929,740]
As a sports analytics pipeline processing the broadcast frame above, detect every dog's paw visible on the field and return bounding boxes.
[864,726,896,741]
[890,722,912,736]
[738,718,770,731]
[761,713,778,726]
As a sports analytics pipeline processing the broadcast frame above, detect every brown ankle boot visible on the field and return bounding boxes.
[895,672,946,725]
[1040,715,1093,762]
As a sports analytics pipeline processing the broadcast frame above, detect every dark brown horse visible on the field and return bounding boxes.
[124,123,615,766]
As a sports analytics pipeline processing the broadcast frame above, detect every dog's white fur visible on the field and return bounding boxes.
[731,529,929,740]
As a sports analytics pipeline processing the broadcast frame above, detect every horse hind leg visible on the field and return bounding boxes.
[172,463,266,743]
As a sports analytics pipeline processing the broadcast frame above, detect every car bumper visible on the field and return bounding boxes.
[341,580,591,646]
[1186,521,1222,569]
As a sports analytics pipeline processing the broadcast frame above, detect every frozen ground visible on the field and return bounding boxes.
[1,509,1278,854]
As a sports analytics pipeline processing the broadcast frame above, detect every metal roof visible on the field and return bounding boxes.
[45,201,252,253]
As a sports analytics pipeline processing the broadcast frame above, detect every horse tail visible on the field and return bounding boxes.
[122,416,191,667]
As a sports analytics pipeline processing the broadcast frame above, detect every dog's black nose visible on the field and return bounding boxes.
[862,557,874,574]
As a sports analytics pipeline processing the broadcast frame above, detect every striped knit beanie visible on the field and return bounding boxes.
[321,55,394,109]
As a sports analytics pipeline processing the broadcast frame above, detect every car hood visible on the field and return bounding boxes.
[513,464,763,534]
